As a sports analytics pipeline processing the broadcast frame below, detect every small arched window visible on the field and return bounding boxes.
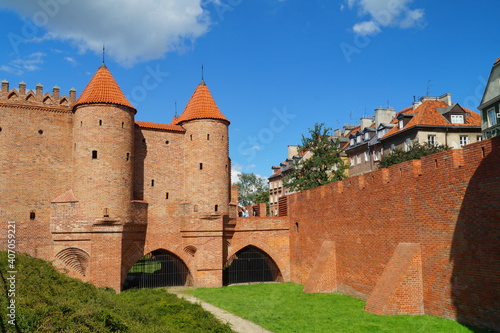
[30,211,36,220]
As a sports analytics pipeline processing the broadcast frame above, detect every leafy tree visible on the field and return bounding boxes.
[379,143,450,168]
[234,172,268,206]
[284,123,348,192]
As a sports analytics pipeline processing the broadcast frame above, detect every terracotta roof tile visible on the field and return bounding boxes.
[494,57,500,65]
[135,120,185,132]
[382,100,481,139]
[174,81,229,125]
[75,64,135,110]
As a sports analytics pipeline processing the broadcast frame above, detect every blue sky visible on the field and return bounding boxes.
[0,0,498,181]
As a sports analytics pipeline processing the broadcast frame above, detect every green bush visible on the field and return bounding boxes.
[0,251,233,333]
[379,143,450,169]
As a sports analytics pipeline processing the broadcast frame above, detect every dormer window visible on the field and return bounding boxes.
[364,132,369,140]
[356,135,362,143]
[451,114,464,124]
[399,119,404,129]
[350,138,355,146]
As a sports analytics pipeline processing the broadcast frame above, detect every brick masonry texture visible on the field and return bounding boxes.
[1,74,499,331]
[288,137,500,331]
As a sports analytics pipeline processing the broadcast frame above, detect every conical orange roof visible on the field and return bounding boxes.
[173,81,229,125]
[75,64,135,110]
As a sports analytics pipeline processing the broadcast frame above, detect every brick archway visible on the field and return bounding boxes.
[223,245,282,285]
[123,248,193,290]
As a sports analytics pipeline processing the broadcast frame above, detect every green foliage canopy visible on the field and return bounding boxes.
[378,143,450,169]
[284,123,348,192]
[233,172,268,206]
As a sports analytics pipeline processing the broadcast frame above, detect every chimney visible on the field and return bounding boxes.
[69,87,76,104]
[375,107,396,127]
[287,145,299,159]
[334,128,341,138]
[19,81,26,95]
[52,85,60,100]
[1,79,8,95]
[360,117,374,131]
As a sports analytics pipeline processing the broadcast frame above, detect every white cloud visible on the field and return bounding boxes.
[346,0,424,35]
[64,56,77,65]
[0,52,46,75]
[0,0,212,67]
[352,20,381,35]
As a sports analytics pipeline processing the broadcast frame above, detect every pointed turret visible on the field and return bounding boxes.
[174,81,229,125]
[75,64,135,111]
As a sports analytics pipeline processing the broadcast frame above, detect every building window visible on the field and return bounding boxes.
[199,163,203,170]
[99,119,102,126]
[428,135,436,146]
[356,154,361,164]
[364,151,369,163]
[214,204,218,212]
[29,211,35,220]
[460,135,469,147]
[126,152,130,161]
[451,115,464,124]
[38,130,43,135]
[364,132,370,140]
[488,108,497,126]
[356,135,362,143]
[390,143,395,152]
[190,134,193,141]
[122,122,124,128]
[477,135,482,141]
[92,150,98,159]
[165,140,170,145]
[207,134,210,140]
[350,157,354,166]
[166,192,169,199]
[350,138,355,146]
[151,179,155,187]
[399,119,404,129]
[405,138,411,152]
[373,150,379,161]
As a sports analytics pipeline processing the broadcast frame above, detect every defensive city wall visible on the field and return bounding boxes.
[286,137,499,331]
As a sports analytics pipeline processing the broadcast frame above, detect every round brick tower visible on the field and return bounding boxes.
[174,80,230,217]
[72,64,136,223]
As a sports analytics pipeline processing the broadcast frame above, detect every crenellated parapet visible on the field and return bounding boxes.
[0,79,76,110]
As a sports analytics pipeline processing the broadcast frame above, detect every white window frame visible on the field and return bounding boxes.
[477,135,482,141]
[460,135,469,147]
[350,138,355,146]
[364,151,369,163]
[451,114,464,124]
[350,156,355,166]
[428,135,436,146]
[364,132,370,141]
[399,119,404,129]
[356,135,362,143]
[356,154,361,164]
[405,138,411,152]
[488,108,497,126]
[373,150,379,161]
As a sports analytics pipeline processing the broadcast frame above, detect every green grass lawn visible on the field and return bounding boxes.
[190,283,488,333]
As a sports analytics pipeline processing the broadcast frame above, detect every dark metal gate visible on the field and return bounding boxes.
[223,246,282,285]
[123,250,192,290]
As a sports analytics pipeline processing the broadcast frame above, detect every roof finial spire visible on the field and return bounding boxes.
[100,43,107,68]
[201,63,204,82]
[174,100,178,117]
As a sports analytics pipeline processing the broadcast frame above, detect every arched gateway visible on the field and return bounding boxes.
[123,249,192,290]
[223,246,282,285]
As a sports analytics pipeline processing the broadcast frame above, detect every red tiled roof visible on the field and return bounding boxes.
[174,81,229,125]
[494,57,500,65]
[135,120,185,132]
[75,64,135,110]
[383,100,481,139]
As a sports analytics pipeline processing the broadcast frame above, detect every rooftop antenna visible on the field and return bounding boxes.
[174,100,178,117]
[201,63,204,81]
[102,43,105,64]
[426,80,432,96]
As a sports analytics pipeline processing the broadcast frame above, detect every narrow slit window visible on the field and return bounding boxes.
[190,134,193,141]
[92,150,98,159]
[80,121,83,127]
[151,179,155,187]
[166,192,169,199]
[122,122,124,128]
[214,204,218,212]
[207,134,210,140]
[199,163,203,170]
[30,211,36,220]
[126,152,130,161]
[99,119,102,126]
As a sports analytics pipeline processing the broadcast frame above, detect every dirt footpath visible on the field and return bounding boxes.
[168,288,273,333]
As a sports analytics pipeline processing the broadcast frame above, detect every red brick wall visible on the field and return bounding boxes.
[288,137,500,331]
[0,103,73,260]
